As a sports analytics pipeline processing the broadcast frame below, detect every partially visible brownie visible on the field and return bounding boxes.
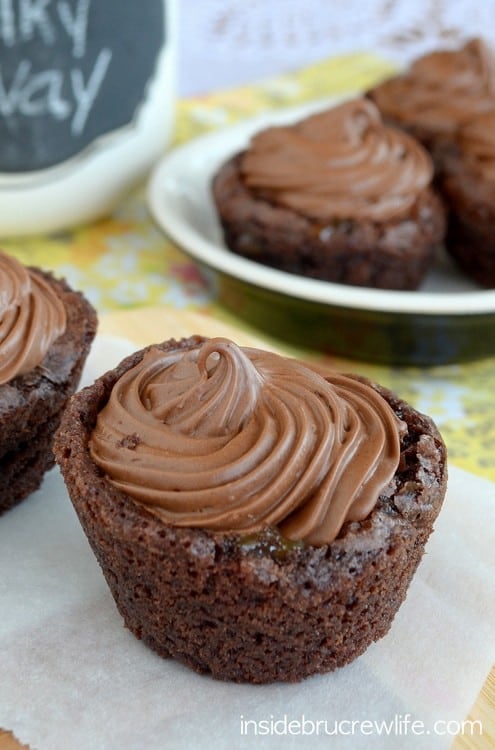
[0,252,97,513]
[440,109,495,287]
[212,98,445,290]
[368,38,495,167]
[55,336,447,683]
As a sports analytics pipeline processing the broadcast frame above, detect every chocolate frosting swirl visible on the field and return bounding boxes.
[457,109,495,182]
[240,98,432,222]
[371,38,495,134]
[89,339,402,546]
[0,252,67,385]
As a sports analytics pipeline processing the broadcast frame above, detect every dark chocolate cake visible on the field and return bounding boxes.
[55,336,447,684]
[367,38,495,166]
[212,98,445,290]
[0,252,97,514]
[440,109,495,287]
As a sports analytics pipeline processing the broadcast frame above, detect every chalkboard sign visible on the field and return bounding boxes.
[0,0,167,171]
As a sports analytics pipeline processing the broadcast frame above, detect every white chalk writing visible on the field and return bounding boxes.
[0,0,15,46]
[19,0,55,45]
[0,49,112,133]
[71,48,111,134]
[58,0,90,58]
[0,0,111,137]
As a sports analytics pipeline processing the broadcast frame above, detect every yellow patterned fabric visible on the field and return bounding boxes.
[3,53,494,482]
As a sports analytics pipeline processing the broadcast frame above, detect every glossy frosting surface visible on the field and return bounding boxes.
[90,338,403,545]
[371,38,495,134]
[240,98,432,222]
[0,252,67,385]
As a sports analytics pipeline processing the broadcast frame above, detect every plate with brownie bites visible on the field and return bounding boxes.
[148,96,495,366]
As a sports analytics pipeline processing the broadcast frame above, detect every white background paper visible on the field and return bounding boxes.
[177,0,495,95]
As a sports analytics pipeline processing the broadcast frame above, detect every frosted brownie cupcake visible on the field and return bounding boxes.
[368,38,495,164]
[0,251,97,514]
[55,336,447,683]
[440,109,495,286]
[212,98,445,290]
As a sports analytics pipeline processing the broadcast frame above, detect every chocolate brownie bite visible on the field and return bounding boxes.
[55,336,447,683]
[368,38,495,167]
[440,109,495,287]
[0,251,97,514]
[212,98,445,290]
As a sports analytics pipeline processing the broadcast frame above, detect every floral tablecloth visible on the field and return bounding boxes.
[3,52,494,484]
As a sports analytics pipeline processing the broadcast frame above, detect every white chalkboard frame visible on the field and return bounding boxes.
[0,0,177,235]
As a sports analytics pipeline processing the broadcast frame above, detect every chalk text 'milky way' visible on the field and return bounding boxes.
[0,0,112,136]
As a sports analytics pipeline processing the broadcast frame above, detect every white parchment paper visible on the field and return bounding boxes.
[0,337,494,750]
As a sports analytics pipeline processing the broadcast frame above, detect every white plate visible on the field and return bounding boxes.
[147,99,495,364]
